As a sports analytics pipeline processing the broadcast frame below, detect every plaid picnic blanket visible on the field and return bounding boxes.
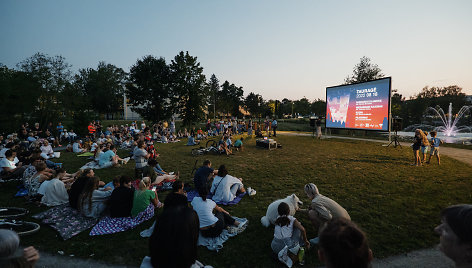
[89,204,155,236]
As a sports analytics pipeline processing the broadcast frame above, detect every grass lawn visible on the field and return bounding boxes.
[1,135,472,267]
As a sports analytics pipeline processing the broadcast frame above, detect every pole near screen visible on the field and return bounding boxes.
[388,78,392,142]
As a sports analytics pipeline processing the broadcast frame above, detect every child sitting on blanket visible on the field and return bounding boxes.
[271,202,310,267]
[131,177,162,217]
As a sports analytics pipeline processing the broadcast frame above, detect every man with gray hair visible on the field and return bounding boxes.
[304,183,351,245]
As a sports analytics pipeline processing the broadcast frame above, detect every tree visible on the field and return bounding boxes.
[76,62,127,119]
[311,99,326,117]
[391,89,404,118]
[0,64,41,133]
[127,55,173,123]
[293,97,311,116]
[219,81,244,117]
[345,56,384,84]
[17,52,72,125]
[208,74,220,119]
[245,92,264,118]
[170,51,208,126]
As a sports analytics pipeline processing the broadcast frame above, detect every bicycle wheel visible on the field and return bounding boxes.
[0,207,28,219]
[206,140,217,148]
[191,148,202,156]
[0,220,40,236]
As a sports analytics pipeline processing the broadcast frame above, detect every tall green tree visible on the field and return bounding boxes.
[245,92,264,118]
[208,74,220,119]
[17,52,72,125]
[170,51,208,126]
[311,99,326,117]
[345,56,384,84]
[294,97,311,116]
[219,81,244,117]
[0,64,41,133]
[75,62,127,119]
[127,55,173,123]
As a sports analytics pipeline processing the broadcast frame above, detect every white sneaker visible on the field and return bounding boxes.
[278,246,293,268]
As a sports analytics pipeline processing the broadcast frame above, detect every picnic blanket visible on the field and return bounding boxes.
[89,204,155,236]
[32,205,98,240]
[186,190,246,205]
[198,217,248,251]
[77,152,94,157]
[79,157,130,170]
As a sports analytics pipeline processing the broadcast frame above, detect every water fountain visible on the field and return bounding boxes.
[401,103,472,143]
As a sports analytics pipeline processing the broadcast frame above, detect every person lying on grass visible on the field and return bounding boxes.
[144,158,178,186]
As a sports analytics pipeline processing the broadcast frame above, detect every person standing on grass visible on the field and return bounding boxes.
[427,131,443,165]
[304,183,351,245]
[435,204,472,268]
[272,118,278,137]
[420,131,430,163]
[411,129,423,166]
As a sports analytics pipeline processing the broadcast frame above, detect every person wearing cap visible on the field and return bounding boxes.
[304,183,351,245]
[0,229,40,267]
[435,204,472,267]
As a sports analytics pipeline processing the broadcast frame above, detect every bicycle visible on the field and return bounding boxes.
[0,219,40,236]
[191,139,221,156]
[0,207,41,236]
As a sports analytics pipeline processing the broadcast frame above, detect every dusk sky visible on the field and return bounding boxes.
[1,0,471,101]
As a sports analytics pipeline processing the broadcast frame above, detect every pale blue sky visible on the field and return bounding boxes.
[1,0,471,100]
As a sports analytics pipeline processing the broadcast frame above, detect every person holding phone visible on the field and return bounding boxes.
[131,177,162,217]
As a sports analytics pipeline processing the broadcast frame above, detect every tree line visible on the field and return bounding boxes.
[0,51,327,134]
[1,53,469,135]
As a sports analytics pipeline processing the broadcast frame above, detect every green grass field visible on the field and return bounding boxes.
[1,135,471,267]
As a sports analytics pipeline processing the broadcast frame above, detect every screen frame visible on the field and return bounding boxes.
[325,77,392,132]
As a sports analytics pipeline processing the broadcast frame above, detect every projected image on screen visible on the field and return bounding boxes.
[326,77,391,131]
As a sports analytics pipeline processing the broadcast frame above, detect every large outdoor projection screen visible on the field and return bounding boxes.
[326,77,391,131]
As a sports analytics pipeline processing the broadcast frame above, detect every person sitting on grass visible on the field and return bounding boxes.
[210,165,246,203]
[0,229,40,268]
[0,149,25,181]
[435,204,472,268]
[69,169,105,209]
[98,145,127,168]
[272,202,310,267]
[218,136,232,155]
[187,135,199,146]
[193,160,218,192]
[143,158,178,185]
[233,137,244,151]
[304,183,351,245]
[72,140,86,153]
[163,180,188,210]
[78,176,112,218]
[134,141,150,178]
[131,177,162,217]
[40,168,69,206]
[141,206,213,268]
[427,131,443,165]
[318,218,373,268]
[25,161,52,199]
[109,176,135,218]
[191,187,243,238]
[39,140,55,160]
